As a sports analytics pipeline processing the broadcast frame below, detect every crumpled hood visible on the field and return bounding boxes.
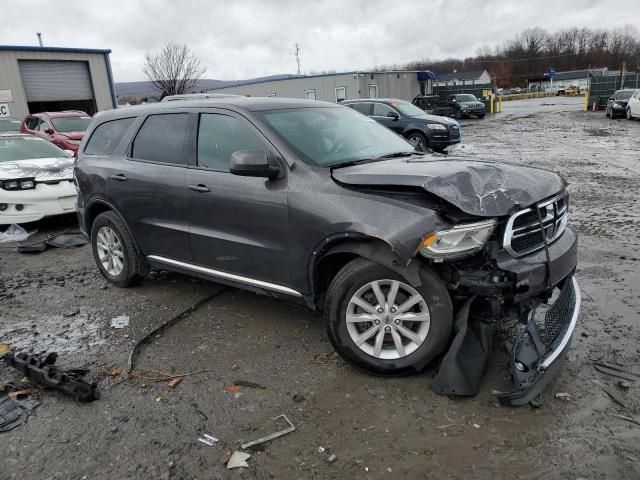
[332,157,566,217]
[0,157,74,181]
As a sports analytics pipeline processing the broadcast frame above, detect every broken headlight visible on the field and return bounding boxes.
[419,219,496,261]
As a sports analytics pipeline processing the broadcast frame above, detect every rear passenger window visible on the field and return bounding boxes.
[85,118,134,155]
[132,114,189,164]
[351,103,372,116]
[197,114,263,171]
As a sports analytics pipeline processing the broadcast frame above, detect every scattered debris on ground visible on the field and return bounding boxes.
[227,451,251,469]
[110,315,129,329]
[0,224,31,243]
[4,351,99,401]
[231,380,266,389]
[197,433,219,446]
[0,395,40,432]
[241,414,296,450]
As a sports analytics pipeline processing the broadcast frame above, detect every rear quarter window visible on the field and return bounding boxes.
[131,113,189,165]
[85,117,135,156]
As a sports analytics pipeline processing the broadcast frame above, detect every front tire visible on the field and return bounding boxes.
[324,258,453,375]
[91,211,148,287]
[406,131,428,151]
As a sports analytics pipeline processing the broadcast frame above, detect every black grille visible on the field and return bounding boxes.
[543,279,576,349]
[504,193,569,257]
[449,126,460,139]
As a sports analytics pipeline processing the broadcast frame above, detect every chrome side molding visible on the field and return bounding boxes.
[147,255,303,297]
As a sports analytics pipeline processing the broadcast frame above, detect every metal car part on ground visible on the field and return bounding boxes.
[74,97,580,405]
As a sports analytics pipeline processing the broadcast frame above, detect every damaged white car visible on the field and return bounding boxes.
[0,133,76,225]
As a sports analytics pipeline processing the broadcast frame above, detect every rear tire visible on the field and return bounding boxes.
[324,258,453,376]
[91,211,148,287]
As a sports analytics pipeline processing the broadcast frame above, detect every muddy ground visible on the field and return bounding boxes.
[1,97,639,479]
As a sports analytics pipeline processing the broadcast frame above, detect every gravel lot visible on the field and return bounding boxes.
[1,97,639,479]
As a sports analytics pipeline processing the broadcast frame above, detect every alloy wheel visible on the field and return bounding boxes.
[96,226,124,277]
[345,279,431,360]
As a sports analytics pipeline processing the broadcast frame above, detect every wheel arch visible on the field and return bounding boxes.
[85,199,142,253]
[308,233,423,310]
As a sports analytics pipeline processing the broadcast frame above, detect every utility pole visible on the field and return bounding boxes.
[295,43,301,75]
[36,32,43,47]
[620,61,626,89]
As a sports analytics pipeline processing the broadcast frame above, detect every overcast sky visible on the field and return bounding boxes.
[2,0,639,82]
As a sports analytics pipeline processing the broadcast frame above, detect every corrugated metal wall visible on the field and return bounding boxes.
[0,49,114,119]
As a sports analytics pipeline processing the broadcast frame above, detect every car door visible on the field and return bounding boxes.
[106,112,191,261]
[632,91,640,116]
[371,103,404,134]
[185,110,290,285]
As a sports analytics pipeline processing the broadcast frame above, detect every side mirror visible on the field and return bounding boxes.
[387,111,400,120]
[230,149,281,179]
[44,128,54,134]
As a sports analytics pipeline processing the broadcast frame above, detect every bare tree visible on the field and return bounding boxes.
[142,43,206,98]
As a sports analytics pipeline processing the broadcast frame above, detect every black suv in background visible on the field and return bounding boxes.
[342,99,460,152]
[75,97,579,405]
[447,94,486,119]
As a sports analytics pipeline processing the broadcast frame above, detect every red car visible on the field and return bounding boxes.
[20,111,92,153]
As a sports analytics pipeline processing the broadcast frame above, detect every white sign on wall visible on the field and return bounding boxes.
[0,90,12,102]
[0,104,10,117]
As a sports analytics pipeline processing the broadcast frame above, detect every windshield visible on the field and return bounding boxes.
[456,94,477,102]
[615,91,633,100]
[0,118,22,132]
[51,116,92,132]
[257,107,415,167]
[0,136,70,162]
[391,100,428,117]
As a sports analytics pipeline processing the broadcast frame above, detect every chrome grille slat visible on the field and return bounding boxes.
[503,192,569,258]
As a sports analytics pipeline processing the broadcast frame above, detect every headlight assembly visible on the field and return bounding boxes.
[0,178,37,190]
[426,123,447,130]
[418,219,497,261]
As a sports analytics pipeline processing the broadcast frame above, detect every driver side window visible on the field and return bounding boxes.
[372,103,396,117]
[36,120,50,132]
[197,114,264,172]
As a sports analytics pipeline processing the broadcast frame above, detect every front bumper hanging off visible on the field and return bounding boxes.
[494,276,581,406]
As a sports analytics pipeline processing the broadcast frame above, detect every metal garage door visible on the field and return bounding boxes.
[19,60,93,101]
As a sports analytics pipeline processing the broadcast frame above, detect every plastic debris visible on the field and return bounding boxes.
[197,434,219,446]
[0,343,10,358]
[593,362,639,382]
[110,316,130,329]
[555,392,572,401]
[4,351,98,402]
[227,451,251,469]
[0,224,30,243]
[7,388,40,399]
[326,453,337,464]
[241,414,296,450]
[0,396,40,432]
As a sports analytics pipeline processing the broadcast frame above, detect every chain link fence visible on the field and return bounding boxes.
[589,73,640,109]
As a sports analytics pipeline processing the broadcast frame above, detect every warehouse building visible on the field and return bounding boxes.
[209,70,437,102]
[0,45,117,120]
[527,67,608,92]
[434,69,492,86]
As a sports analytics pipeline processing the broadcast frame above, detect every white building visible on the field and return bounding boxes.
[434,70,492,87]
[527,67,608,92]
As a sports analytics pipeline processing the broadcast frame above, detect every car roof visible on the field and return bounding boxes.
[162,92,241,101]
[95,97,339,122]
[31,111,89,118]
[342,98,412,104]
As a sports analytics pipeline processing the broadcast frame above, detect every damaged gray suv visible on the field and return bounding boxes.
[75,98,580,406]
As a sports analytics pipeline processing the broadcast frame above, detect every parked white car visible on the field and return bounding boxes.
[0,133,76,225]
[627,90,640,120]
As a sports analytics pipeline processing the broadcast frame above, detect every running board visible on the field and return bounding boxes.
[147,255,302,297]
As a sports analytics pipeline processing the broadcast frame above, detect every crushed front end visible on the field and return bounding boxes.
[431,191,580,406]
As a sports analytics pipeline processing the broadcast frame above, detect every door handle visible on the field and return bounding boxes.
[188,184,210,193]
[110,174,128,182]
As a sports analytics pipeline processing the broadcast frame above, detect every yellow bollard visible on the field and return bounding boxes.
[490,95,494,114]
[583,91,589,112]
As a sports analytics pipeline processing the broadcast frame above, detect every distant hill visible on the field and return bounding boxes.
[115,74,298,98]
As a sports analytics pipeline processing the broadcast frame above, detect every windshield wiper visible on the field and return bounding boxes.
[329,151,425,169]
[376,151,423,159]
